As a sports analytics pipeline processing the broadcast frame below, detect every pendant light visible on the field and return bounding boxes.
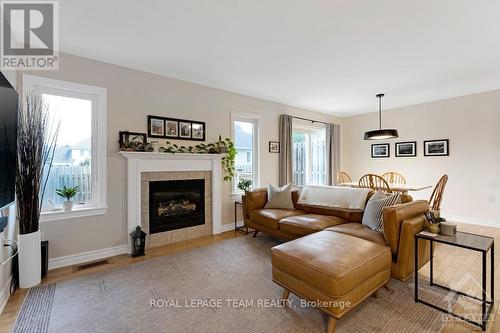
[364,93,399,140]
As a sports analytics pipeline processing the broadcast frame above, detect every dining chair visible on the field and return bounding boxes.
[429,175,448,211]
[381,172,407,185]
[359,174,392,193]
[336,171,352,184]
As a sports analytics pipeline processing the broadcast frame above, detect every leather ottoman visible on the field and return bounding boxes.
[271,230,391,332]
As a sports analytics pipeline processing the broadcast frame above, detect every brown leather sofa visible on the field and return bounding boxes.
[242,188,430,281]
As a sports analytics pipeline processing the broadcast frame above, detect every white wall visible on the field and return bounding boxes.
[19,53,342,259]
[342,89,500,225]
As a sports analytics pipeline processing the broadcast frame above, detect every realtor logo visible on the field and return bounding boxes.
[1,1,59,70]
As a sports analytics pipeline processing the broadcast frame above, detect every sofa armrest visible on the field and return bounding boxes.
[242,189,268,221]
[391,215,431,280]
[382,200,429,256]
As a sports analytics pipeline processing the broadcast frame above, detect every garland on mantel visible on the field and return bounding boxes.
[146,137,237,181]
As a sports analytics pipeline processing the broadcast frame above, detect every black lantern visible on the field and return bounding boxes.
[130,226,146,257]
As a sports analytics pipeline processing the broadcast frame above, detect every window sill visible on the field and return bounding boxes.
[40,205,108,222]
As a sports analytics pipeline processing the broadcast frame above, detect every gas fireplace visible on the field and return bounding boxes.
[149,179,205,234]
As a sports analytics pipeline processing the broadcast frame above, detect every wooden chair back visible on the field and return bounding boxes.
[336,171,352,184]
[429,175,448,211]
[381,172,407,185]
[359,174,392,193]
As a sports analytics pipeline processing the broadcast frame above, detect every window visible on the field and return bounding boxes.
[292,121,326,186]
[23,75,107,221]
[232,114,259,193]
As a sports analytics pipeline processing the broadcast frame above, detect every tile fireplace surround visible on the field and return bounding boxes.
[120,152,222,252]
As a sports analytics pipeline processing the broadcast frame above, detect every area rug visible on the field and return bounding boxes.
[14,236,447,332]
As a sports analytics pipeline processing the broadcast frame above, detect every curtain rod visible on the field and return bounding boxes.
[292,116,328,125]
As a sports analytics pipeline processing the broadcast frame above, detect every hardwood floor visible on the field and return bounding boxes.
[0,224,499,333]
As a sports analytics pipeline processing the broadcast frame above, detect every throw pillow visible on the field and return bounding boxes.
[362,191,401,231]
[265,183,295,209]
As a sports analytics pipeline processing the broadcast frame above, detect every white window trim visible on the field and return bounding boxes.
[230,110,261,199]
[23,74,107,222]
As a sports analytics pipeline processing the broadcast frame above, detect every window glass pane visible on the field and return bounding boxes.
[42,94,92,209]
[234,120,254,191]
[292,125,326,186]
[292,130,307,186]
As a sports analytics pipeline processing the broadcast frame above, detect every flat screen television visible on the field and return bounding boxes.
[0,71,18,210]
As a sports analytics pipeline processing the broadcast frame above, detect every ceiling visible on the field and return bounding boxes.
[59,0,500,117]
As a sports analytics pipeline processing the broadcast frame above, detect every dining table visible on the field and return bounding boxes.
[338,182,432,194]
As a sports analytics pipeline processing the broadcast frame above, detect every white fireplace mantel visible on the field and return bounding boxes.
[120,152,223,252]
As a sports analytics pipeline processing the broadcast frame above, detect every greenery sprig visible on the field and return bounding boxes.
[151,137,236,181]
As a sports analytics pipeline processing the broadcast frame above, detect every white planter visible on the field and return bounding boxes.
[18,230,41,288]
[62,201,74,211]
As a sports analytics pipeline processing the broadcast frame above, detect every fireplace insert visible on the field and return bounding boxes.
[149,179,205,234]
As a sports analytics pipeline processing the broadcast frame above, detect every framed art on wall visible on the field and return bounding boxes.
[424,139,449,156]
[165,119,179,138]
[119,131,147,151]
[148,115,205,141]
[179,121,192,139]
[191,122,205,141]
[395,141,416,157]
[148,116,166,138]
[371,143,390,158]
[269,141,280,153]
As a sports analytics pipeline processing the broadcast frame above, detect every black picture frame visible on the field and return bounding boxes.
[191,121,206,141]
[371,143,390,158]
[119,131,147,151]
[395,141,417,157]
[179,121,192,139]
[269,141,280,153]
[148,116,166,138]
[164,118,180,138]
[424,139,449,156]
[147,115,206,141]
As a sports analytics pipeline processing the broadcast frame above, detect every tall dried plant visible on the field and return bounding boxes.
[16,92,58,235]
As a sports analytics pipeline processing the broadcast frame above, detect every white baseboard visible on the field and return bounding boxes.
[49,222,247,270]
[443,214,499,228]
[0,275,12,314]
[220,221,244,233]
[48,244,128,271]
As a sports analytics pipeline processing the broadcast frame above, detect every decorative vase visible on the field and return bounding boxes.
[18,230,41,288]
[63,201,74,211]
[151,141,160,152]
[428,223,440,234]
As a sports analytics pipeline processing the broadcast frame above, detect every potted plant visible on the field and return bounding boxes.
[56,186,79,211]
[16,92,58,288]
[237,179,253,194]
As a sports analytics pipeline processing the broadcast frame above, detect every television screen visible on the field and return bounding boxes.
[0,72,18,210]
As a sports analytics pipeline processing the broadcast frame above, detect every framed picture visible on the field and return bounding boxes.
[148,115,205,141]
[179,121,192,139]
[424,139,449,156]
[269,141,280,153]
[119,131,147,151]
[395,141,416,157]
[191,122,205,141]
[165,119,179,138]
[148,116,166,138]
[371,143,390,158]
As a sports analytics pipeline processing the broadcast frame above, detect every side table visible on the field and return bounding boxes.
[234,201,253,235]
[415,231,494,330]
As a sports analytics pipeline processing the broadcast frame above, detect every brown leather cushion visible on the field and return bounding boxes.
[279,214,348,237]
[249,209,305,230]
[326,223,387,246]
[271,231,391,296]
